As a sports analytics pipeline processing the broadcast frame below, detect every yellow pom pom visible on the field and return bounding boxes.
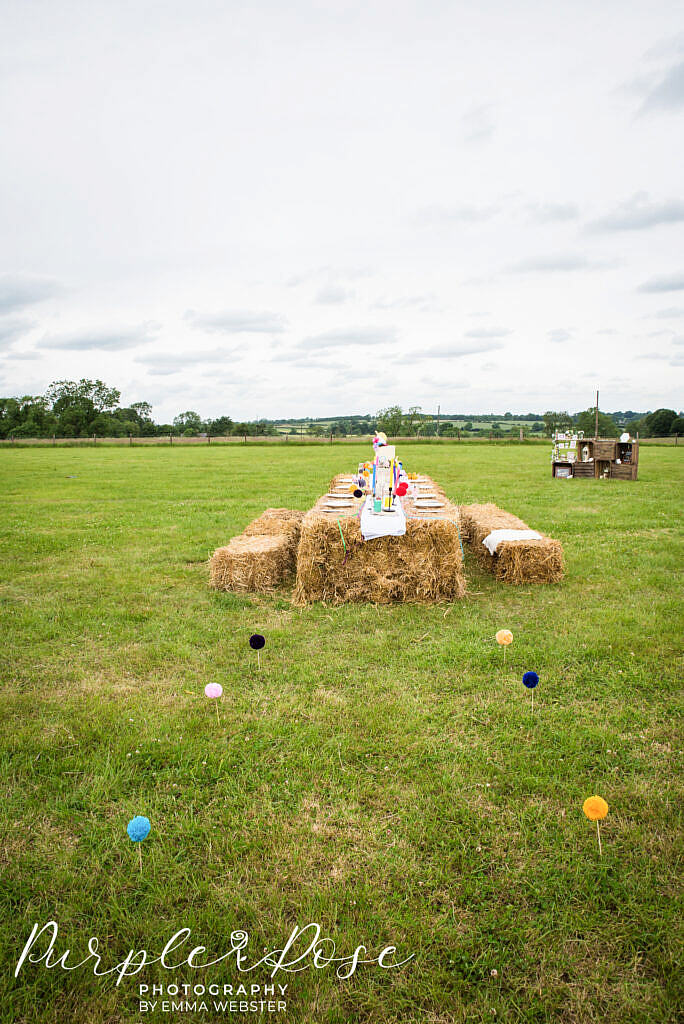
[495,629,513,646]
[583,796,609,821]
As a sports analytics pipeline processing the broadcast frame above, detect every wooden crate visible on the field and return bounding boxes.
[610,463,634,480]
[592,439,618,460]
[573,462,595,478]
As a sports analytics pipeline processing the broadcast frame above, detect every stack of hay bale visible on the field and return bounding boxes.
[292,477,466,606]
[459,503,563,584]
[209,508,304,593]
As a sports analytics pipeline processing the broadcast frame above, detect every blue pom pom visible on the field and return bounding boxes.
[127,816,151,842]
[522,671,539,689]
[249,633,266,650]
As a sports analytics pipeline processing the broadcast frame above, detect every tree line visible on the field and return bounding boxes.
[539,407,684,439]
[0,380,280,439]
[0,380,681,439]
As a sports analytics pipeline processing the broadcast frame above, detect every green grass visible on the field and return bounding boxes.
[0,444,682,1023]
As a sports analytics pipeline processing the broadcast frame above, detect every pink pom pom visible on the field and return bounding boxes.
[204,683,223,699]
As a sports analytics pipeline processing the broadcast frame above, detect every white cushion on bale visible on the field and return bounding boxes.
[482,529,542,555]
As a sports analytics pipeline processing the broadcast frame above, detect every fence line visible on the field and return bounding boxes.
[0,434,678,448]
[0,433,553,447]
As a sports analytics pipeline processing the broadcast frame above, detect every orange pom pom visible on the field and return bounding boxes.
[495,629,513,646]
[583,796,609,821]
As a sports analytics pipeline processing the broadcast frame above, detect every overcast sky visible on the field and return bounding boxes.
[1,0,683,421]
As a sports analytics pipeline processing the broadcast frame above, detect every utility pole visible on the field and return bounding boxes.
[595,390,599,438]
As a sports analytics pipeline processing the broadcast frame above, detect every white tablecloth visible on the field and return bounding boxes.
[360,496,407,540]
[482,529,541,555]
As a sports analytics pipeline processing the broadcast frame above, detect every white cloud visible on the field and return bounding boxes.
[0,316,35,347]
[587,193,684,231]
[185,311,287,334]
[638,273,684,293]
[314,285,354,305]
[0,274,62,314]
[296,327,397,351]
[640,60,684,112]
[547,329,572,344]
[38,324,159,351]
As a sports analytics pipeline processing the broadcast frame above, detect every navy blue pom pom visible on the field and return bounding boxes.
[249,633,266,650]
[522,671,539,689]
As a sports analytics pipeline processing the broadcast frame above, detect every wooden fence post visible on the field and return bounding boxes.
[208,435,211,445]
[170,435,173,445]
[243,434,247,444]
[330,432,333,444]
[93,434,96,445]
[129,434,132,446]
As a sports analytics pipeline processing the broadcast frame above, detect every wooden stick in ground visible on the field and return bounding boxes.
[597,820,602,857]
[138,845,142,875]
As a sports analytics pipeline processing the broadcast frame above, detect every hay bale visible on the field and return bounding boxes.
[292,490,465,605]
[459,503,563,584]
[210,534,294,592]
[244,507,304,559]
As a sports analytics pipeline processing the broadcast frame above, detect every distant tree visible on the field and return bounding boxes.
[208,416,233,435]
[644,408,677,437]
[377,405,404,436]
[669,416,684,435]
[0,395,55,438]
[403,406,424,436]
[43,379,121,436]
[173,411,202,435]
[543,410,573,436]
[130,401,153,421]
[574,408,617,437]
[46,379,120,415]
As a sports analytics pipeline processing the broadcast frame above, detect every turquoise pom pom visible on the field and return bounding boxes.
[127,816,151,842]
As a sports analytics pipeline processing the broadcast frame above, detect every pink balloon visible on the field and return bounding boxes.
[204,683,223,699]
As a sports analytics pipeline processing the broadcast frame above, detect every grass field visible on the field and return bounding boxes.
[1,444,682,1024]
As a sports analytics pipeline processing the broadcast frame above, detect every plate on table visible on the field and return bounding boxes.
[415,499,444,508]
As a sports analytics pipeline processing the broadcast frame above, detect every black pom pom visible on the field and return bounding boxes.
[249,633,266,650]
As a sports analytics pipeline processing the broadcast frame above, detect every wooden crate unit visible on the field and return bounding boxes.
[552,434,639,481]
